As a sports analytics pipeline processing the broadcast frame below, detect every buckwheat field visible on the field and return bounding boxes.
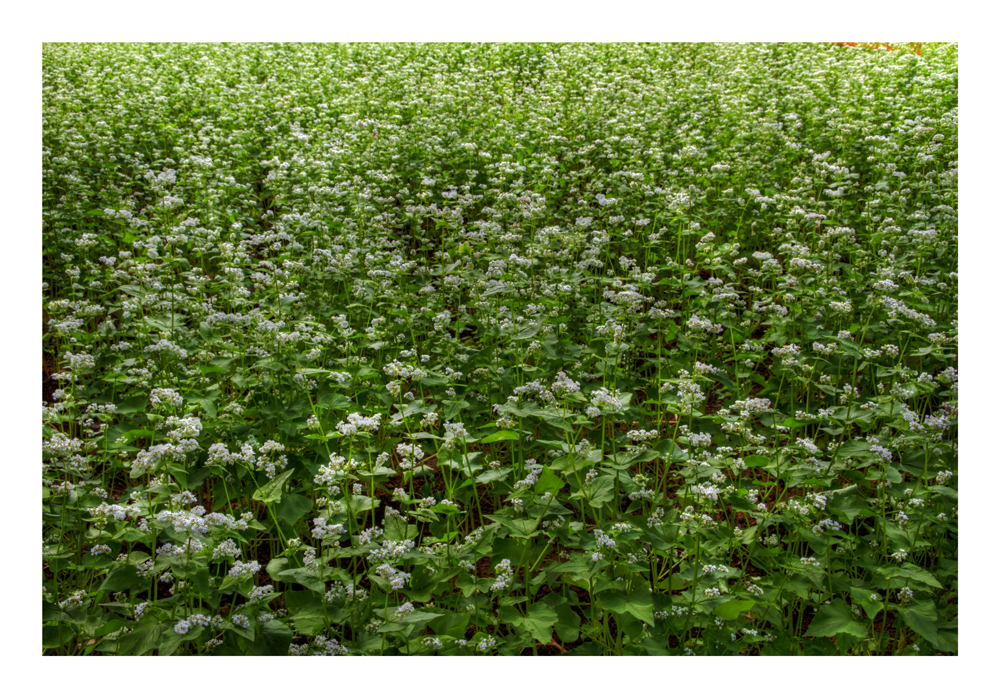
[42,42,958,656]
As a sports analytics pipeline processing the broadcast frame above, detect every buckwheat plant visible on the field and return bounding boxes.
[43,42,956,656]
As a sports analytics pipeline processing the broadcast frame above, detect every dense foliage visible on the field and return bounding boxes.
[42,42,958,656]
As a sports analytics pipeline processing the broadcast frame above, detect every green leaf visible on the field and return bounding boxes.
[635,521,679,552]
[305,431,342,441]
[882,466,903,484]
[550,451,594,475]
[400,610,446,625]
[898,600,940,644]
[804,599,868,639]
[418,374,450,386]
[838,440,874,457]
[443,399,470,420]
[265,557,289,579]
[93,617,128,638]
[850,587,884,619]
[405,565,452,603]
[428,611,472,639]
[553,602,581,643]
[897,563,943,589]
[191,396,217,418]
[522,602,560,643]
[186,467,212,489]
[276,493,313,525]
[486,513,539,539]
[244,621,293,656]
[226,619,255,643]
[98,565,142,593]
[456,572,493,596]
[42,624,76,649]
[284,590,327,635]
[534,465,565,495]
[512,323,543,340]
[42,601,73,623]
[115,395,148,417]
[651,439,688,461]
[713,598,756,621]
[160,625,202,655]
[272,566,326,594]
[624,449,662,465]
[828,485,869,523]
[191,564,214,601]
[929,628,958,654]
[145,314,183,332]
[491,537,535,567]
[384,516,419,542]
[344,490,375,514]
[598,588,655,626]
[115,617,169,656]
[356,465,399,483]
[476,467,512,484]
[481,429,520,444]
[252,469,295,505]
[539,412,573,432]
[574,475,615,508]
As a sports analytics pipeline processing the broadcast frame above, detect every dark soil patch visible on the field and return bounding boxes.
[43,352,60,404]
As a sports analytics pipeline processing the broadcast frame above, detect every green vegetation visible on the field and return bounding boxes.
[42,42,958,655]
